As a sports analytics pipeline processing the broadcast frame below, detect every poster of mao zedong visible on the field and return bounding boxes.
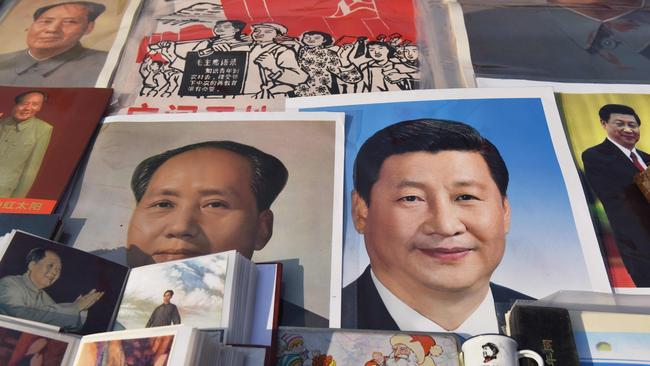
[65,112,344,328]
[0,86,112,214]
[288,88,611,337]
[0,0,142,87]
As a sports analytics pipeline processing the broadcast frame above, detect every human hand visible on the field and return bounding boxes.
[211,43,232,52]
[74,289,104,311]
[255,52,279,73]
[337,43,354,65]
[26,338,47,355]
[384,70,405,82]
[29,353,43,366]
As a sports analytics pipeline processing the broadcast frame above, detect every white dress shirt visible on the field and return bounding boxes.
[371,269,499,338]
[608,137,648,169]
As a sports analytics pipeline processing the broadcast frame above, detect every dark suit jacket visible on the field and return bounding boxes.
[582,139,650,286]
[342,266,534,333]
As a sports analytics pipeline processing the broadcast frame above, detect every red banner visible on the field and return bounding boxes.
[0,198,57,214]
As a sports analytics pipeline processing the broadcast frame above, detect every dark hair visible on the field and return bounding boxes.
[599,104,641,125]
[353,119,509,205]
[14,90,48,104]
[164,290,174,296]
[482,342,499,355]
[302,31,333,46]
[366,41,396,59]
[213,20,246,42]
[25,247,58,268]
[131,141,288,211]
[33,1,106,22]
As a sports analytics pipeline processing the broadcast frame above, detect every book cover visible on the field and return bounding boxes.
[0,315,79,366]
[0,86,112,214]
[508,305,580,366]
[569,310,650,366]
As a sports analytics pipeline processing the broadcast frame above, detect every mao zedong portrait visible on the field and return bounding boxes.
[125,141,326,326]
[125,141,287,266]
[0,247,104,331]
[0,1,107,87]
[342,119,533,336]
[146,290,181,328]
[582,104,650,287]
[0,90,53,198]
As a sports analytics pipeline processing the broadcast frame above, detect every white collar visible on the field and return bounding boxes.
[371,268,499,338]
[607,137,645,166]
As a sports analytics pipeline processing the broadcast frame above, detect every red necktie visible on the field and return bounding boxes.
[631,152,645,172]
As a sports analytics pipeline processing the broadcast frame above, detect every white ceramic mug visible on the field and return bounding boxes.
[461,334,544,366]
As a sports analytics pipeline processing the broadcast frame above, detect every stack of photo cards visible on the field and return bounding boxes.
[0,230,260,344]
[0,314,80,366]
[72,325,204,366]
[0,230,129,335]
[73,325,266,366]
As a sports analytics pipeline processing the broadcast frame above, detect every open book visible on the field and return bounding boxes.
[0,230,258,344]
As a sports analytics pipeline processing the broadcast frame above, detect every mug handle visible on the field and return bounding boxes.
[518,349,544,366]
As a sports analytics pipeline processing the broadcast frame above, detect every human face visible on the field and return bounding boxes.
[27,4,93,58]
[28,251,62,289]
[404,46,418,61]
[352,151,510,295]
[127,148,272,266]
[163,292,173,304]
[12,93,44,122]
[372,352,383,363]
[393,344,411,357]
[302,33,325,48]
[368,44,389,61]
[602,113,640,150]
[213,22,237,37]
[252,26,278,43]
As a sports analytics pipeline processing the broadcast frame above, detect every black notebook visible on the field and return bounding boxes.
[507,304,580,366]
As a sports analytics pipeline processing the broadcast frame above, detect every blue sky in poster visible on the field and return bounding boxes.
[301,97,594,297]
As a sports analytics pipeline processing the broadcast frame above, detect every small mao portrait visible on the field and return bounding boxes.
[0,90,52,198]
[145,290,181,328]
[125,140,287,266]
[0,247,104,331]
[482,342,498,362]
[0,1,127,87]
